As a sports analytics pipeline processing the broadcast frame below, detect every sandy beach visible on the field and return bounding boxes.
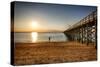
[14,41,97,65]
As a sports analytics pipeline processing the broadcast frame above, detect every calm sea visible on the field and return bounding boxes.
[14,32,67,43]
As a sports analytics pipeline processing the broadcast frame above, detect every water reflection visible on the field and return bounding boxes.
[31,32,38,42]
[14,32,67,43]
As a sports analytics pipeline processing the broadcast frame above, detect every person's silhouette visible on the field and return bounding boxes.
[49,37,51,42]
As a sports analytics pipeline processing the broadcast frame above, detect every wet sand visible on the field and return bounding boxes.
[14,41,97,65]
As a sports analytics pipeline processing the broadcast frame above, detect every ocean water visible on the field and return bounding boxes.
[14,32,67,43]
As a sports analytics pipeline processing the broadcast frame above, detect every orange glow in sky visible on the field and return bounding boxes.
[13,2,96,32]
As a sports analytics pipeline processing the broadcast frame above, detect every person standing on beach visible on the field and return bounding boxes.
[49,37,51,42]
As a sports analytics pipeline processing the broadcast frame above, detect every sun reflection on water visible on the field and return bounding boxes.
[31,32,38,42]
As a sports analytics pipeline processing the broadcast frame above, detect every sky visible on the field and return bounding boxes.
[13,1,97,32]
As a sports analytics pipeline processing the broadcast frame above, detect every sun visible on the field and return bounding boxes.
[32,21,38,28]
[31,32,38,42]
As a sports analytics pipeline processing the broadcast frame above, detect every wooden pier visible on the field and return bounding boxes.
[64,11,97,47]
